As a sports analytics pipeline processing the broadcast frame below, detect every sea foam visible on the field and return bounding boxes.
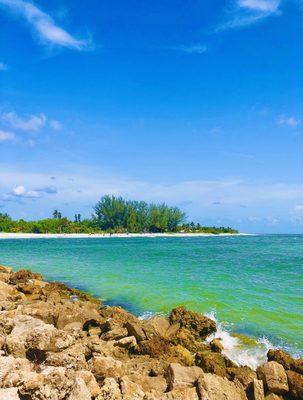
[205,311,274,370]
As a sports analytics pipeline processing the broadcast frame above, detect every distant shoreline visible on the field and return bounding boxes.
[0,232,254,239]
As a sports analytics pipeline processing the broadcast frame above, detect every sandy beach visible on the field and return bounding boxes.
[0,232,253,239]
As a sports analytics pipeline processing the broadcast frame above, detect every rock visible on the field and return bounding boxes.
[9,269,42,284]
[146,315,170,337]
[0,265,13,273]
[68,378,91,400]
[165,387,199,399]
[253,379,265,400]
[267,349,303,375]
[257,361,289,394]
[169,344,194,366]
[169,307,216,340]
[88,326,102,337]
[46,343,88,370]
[5,315,53,357]
[89,356,123,380]
[171,327,211,353]
[210,338,224,352]
[165,362,203,391]
[137,336,171,358]
[114,335,137,350]
[0,281,19,301]
[98,377,122,399]
[120,375,145,399]
[286,370,303,400]
[76,370,101,397]
[264,394,283,400]
[0,388,20,400]
[195,351,229,377]
[197,373,247,400]
[165,323,181,339]
[0,355,32,385]
[56,301,101,330]
[228,366,257,392]
[125,322,147,342]
[101,327,128,341]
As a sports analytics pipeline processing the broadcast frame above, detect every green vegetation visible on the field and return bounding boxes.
[0,195,238,234]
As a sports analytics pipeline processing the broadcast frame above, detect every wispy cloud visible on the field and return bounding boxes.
[1,111,62,134]
[49,119,62,131]
[278,115,300,128]
[0,0,91,50]
[218,0,281,31]
[0,130,17,143]
[169,44,208,55]
[2,111,47,132]
[0,62,8,70]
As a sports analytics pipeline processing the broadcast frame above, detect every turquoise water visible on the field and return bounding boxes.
[0,235,302,358]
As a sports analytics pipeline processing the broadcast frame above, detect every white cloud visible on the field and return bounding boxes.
[11,185,41,198]
[170,44,207,55]
[239,0,280,12]
[218,0,281,30]
[49,120,62,131]
[0,130,17,143]
[0,62,8,70]
[0,0,90,50]
[1,111,63,134]
[2,111,46,132]
[6,184,57,200]
[278,115,300,128]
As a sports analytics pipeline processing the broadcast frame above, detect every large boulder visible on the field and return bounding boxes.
[146,315,170,337]
[46,342,88,370]
[195,351,234,377]
[164,387,199,399]
[228,366,257,393]
[257,361,289,395]
[0,356,32,386]
[197,373,247,400]
[9,269,42,285]
[97,377,122,399]
[286,370,303,400]
[119,376,145,399]
[169,307,216,340]
[76,370,101,397]
[165,363,203,391]
[68,378,91,400]
[253,379,265,400]
[89,356,124,380]
[267,349,303,375]
[0,388,20,400]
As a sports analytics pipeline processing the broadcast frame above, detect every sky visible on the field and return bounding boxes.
[0,0,302,233]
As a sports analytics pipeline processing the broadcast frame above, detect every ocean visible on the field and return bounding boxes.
[0,234,302,368]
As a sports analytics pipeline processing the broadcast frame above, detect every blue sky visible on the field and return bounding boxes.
[0,0,302,233]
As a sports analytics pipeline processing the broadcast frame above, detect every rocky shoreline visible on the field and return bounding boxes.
[0,265,302,400]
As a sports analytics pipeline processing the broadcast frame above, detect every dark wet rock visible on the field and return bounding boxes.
[195,351,236,377]
[210,338,224,352]
[286,370,303,400]
[9,269,42,285]
[169,306,216,340]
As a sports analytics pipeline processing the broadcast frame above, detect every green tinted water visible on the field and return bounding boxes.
[0,235,302,357]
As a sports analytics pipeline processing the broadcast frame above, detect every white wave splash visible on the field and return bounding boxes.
[205,311,274,370]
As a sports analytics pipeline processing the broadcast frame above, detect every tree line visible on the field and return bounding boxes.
[0,195,238,234]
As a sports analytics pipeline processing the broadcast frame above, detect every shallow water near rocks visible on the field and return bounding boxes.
[0,234,302,367]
